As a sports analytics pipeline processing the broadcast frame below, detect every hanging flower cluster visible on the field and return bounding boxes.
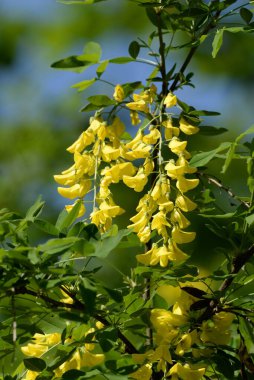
[129,288,235,380]
[54,85,199,266]
[21,323,105,380]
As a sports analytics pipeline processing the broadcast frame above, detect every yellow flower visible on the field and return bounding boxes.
[60,288,74,305]
[137,225,151,243]
[22,370,39,380]
[101,162,137,183]
[80,350,105,367]
[175,330,198,356]
[113,84,125,102]
[168,138,187,155]
[200,312,234,345]
[129,363,152,380]
[128,211,148,233]
[170,208,190,229]
[124,142,151,160]
[175,194,197,212]
[151,308,188,329]
[65,202,86,218]
[123,171,148,192]
[101,144,121,162]
[151,211,171,236]
[163,119,180,140]
[176,176,199,193]
[167,241,189,262]
[164,92,177,108]
[165,161,186,179]
[21,342,47,357]
[66,132,86,153]
[108,116,125,138]
[130,110,141,125]
[168,362,206,380]
[74,152,96,176]
[143,128,161,144]
[143,158,154,175]
[58,179,91,200]
[54,170,78,186]
[126,99,149,113]
[172,226,196,244]
[179,118,199,135]
[99,201,125,217]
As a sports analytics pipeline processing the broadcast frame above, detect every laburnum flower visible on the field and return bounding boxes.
[91,201,124,231]
[179,118,199,135]
[164,92,177,108]
[101,162,137,183]
[176,176,199,193]
[171,208,190,229]
[151,177,171,205]
[113,84,125,102]
[172,226,196,244]
[143,127,161,144]
[200,311,235,345]
[151,211,171,238]
[123,169,148,192]
[21,333,61,357]
[130,110,141,125]
[175,193,197,212]
[123,141,151,160]
[57,178,92,200]
[101,144,121,162]
[168,138,188,155]
[22,370,39,380]
[129,363,152,380]
[126,99,149,113]
[65,201,86,218]
[137,241,188,267]
[107,116,125,141]
[74,152,96,176]
[168,362,206,380]
[151,308,188,330]
[165,160,186,179]
[143,157,154,175]
[163,119,180,140]
[132,345,172,374]
[175,330,198,356]
[66,131,92,153]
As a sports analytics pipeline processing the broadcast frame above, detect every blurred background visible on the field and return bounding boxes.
[0,0,253,222]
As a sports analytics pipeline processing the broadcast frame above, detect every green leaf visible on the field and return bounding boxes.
[212,28,224,58]
[122,81,142,97]
[72,78,96,92]
[80,103,103,112]
[246,213,254,227]
[128,41,140,59]
[92,229,131,258]
[190,142,231,167]
[198,126,228,135]
[34,219,59,236]
[87,95,115,106]
[51,55,92,70]
[239,317,254,354]
[240,8,253,24]
[39,237,79,255]
[80,41,102,63]
[235,125,254,144]
[189,110,220,116]
[221,142,237,173]
[109,57,135,64]
[56,200,83,232]
[96,60,109,78]
[24,357,46,372]
[62,370,86,380]
[25,196,45,222]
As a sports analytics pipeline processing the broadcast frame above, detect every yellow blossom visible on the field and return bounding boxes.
[129,363,152,380]
[175,194,197,212]
[171,208,190,229]
[143,128,161,144]
[21,342,48,357]
[126,99,149,113]
[108,116,125,139]
[165,161,186,179]
[175,330,198,356]
[124,142,151,160]
[200,312,234,345]
[176,176,199,193]
[54,170,78,186]
[101,144,121,162]
[168,138,187,155]
[172,226,196,244]
[180,118,200,135]
[58,179,91,200]
[167,241,189,262]
[22,370,39,380]
[113,84,125,102]
[65,202,86,218]
[164,92,177,108]
[144,157,154,175]
[151,211,171,236]
[74,152,96,176]
[101,162,137,183]
[151,308,188,329]
[130,110,141,125]
[137,225,151,243]
[163,119,180,140]
[123,171,148,192]
[168,362,206,380]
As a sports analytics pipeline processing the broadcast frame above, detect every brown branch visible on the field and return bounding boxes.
[15,286,138,354]
[198,172,250,209]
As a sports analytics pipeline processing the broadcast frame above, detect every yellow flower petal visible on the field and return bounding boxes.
[180,118,199,135]
[172,226,196,244]
[113,84,125,102]
[175,194,197,211]
[176,177,199,193]
[164,92,177,108]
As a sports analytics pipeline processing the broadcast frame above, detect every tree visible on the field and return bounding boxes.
[0,0,254,379]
